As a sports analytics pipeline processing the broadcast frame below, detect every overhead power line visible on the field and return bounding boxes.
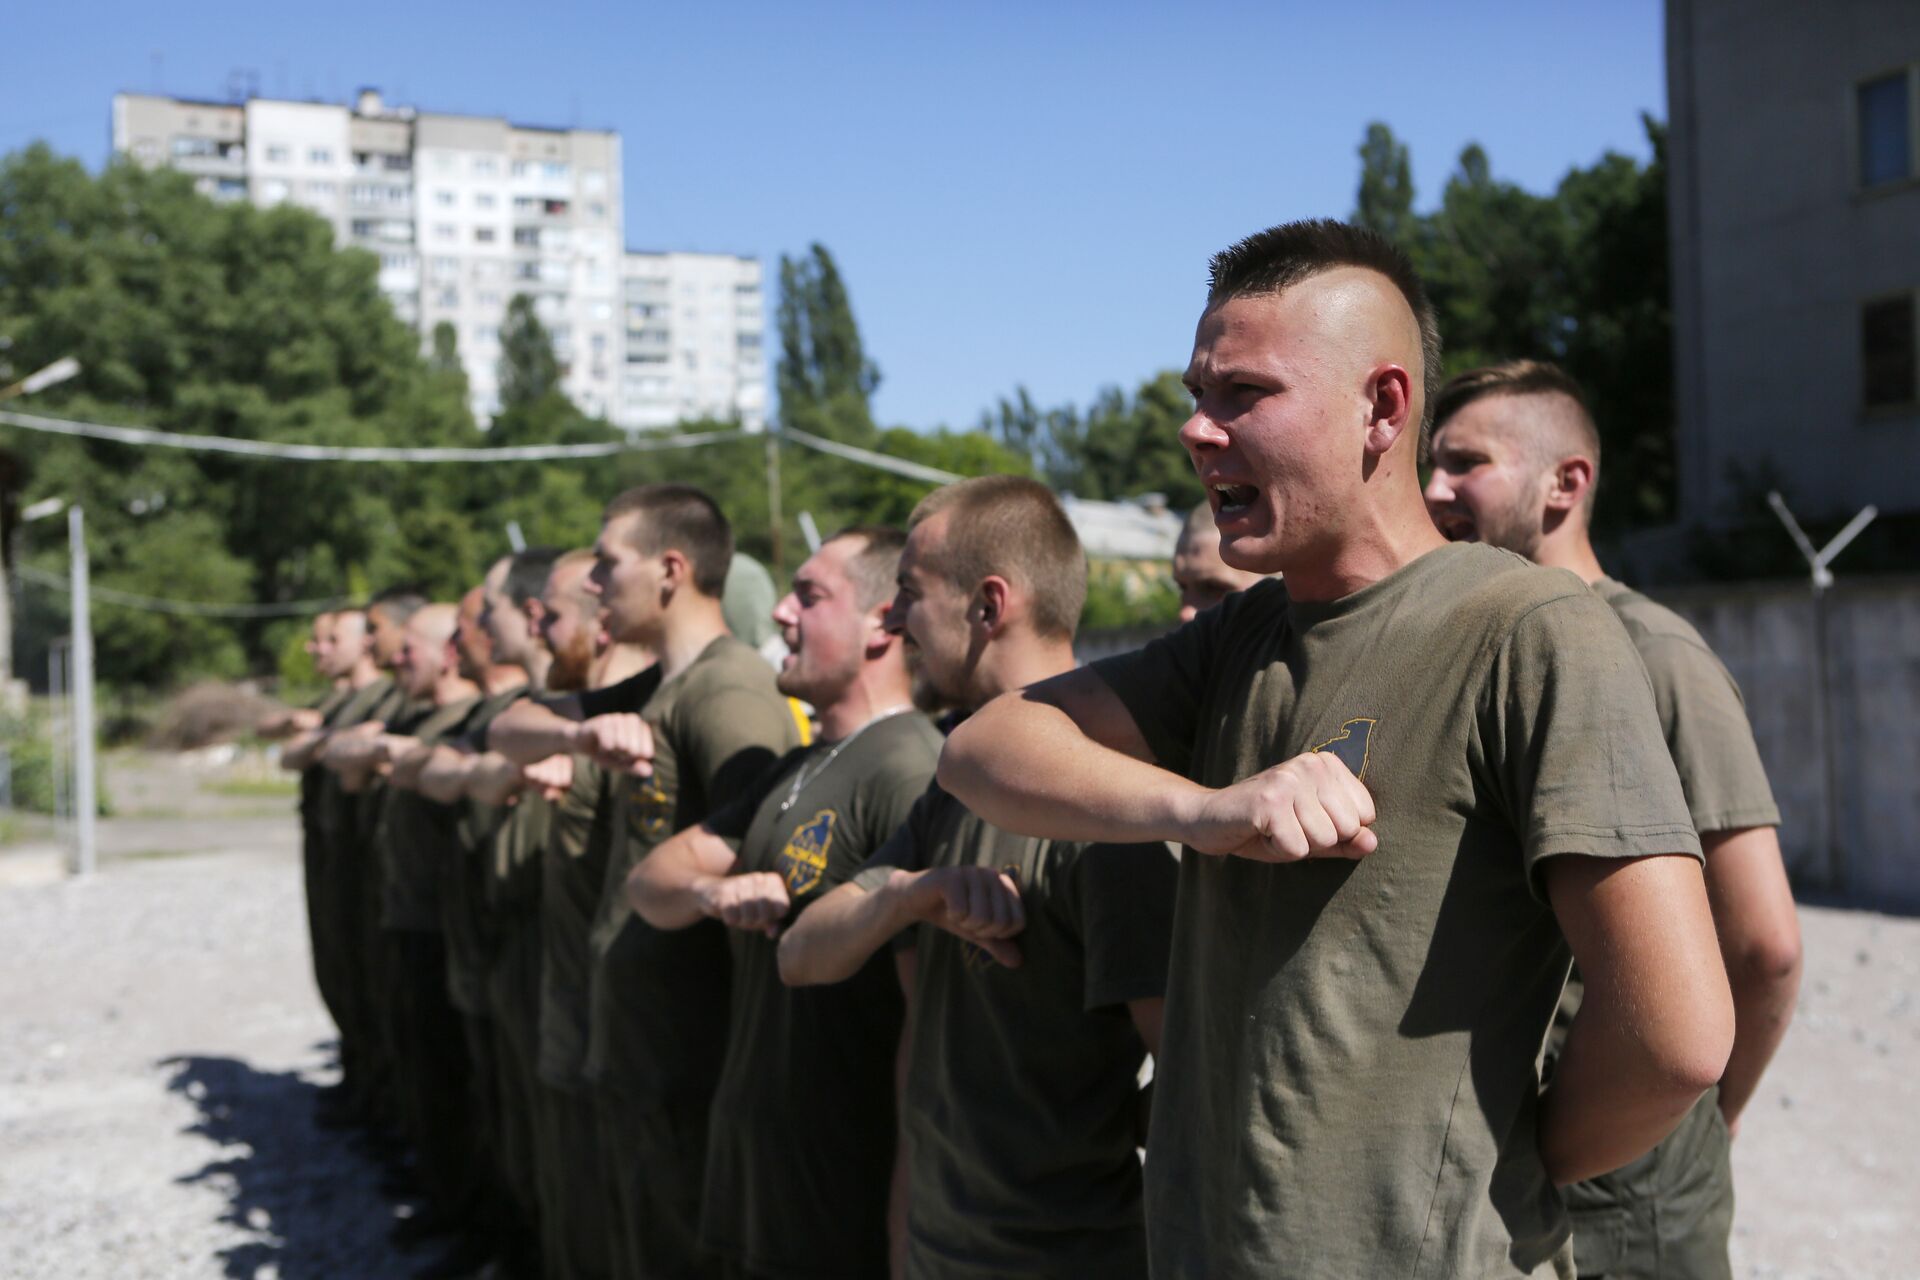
[15,565,347,618]
[0,408,744,463]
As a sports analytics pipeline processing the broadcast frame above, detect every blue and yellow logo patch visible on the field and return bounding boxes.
[777,809,837,897]
[1311,717,1376,781]
[625,778,674,843]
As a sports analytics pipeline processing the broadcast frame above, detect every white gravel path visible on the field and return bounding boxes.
[0,764,1914,1279]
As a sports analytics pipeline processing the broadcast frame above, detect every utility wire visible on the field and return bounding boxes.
[15,566,347,618]
[0,408,744,463]
[0,409,968,484]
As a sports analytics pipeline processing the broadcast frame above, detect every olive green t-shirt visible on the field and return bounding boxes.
[311,676,399,853]
[697,711,943,1279]
[1552,577,1783,1208]
[1089,543,1701,1280]
[583,635,800,1107]
[536,755,617,1091]
[442,685,529,1014]
[1596,578,1780,835]
[850,781,1179,1280]
[376,694,482,933]
[299,685,357,828]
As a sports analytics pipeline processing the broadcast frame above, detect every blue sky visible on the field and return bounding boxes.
[5,1,1666,431]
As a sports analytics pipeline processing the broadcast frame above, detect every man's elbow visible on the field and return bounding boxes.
[776,927,833,988]
[1730,920,1804,993]
[1657,985,1737,1097]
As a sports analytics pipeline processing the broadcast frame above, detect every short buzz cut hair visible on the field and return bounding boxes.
[504,547,563,608]
[366,587,427,625]
[908,475,1086,641]
[824,525,908,610]
[603,484,733,597]
[1207,218,1443,451]
[1432,359,1602,506]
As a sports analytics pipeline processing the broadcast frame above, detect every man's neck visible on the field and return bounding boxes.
[592,642,654,691]
[507,647,553,691]
[346,656,382,689]
[817,669,916,742]
[1279,488,1447,603]
[652,597,730,682]
[1532,525,1609,586]
[482,663,528,696]
[433,672,481,707]
[967,635,1078,709]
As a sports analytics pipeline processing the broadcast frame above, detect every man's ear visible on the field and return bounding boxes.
[976,575,1013,636]
[658,549,690,592]
[1546,456,1596,512]
[863,600,895,658]
[1363,362,1415,457]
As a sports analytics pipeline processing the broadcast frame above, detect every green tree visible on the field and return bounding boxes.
[497,293,563,411]
[1353,122,1416,243]
[0,143,482,689]
[776,244,880,442]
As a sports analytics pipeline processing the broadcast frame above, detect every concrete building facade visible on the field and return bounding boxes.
[616,251,767,432]
[113,89,648,425]
[1666,0,1920,528]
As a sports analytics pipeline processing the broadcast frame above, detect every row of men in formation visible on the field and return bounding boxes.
[268,218,1802,1280]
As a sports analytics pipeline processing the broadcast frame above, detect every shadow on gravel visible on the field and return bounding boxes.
[162,1055,410,1280]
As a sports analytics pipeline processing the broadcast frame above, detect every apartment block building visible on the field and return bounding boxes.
[112,88,758,430]
[617,251,768,432]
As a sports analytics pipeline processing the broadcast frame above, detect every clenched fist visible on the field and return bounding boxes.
[700,872,791,938]
[1181,751,1378,863]
[571,713,654,776]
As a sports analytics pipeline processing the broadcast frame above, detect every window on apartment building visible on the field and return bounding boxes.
[432,256,460,280]
[582,170,607,194]
[352,219,378,238]
[514,227,541,247]
[435,190,456,207]
[438,288,460,308]
[309,147,333,166]
[473,156,499,176]
[383,154,411,172]
[212,178,247,201]
[543,161,570,181]
[260,179,290,203]
[588,201,607,219]
[474,325,498,344]
[1858,71,1914,187]
[266,144,291,163]
[350,182,377,203]
[515,262,541,280]
[307,181,336,198]
[478,290,503,308]
[475,227,497,244]
[475,192,496,209]
[591,302,613,321]
[512,161,532,179]
[380,253,414,271]
[1862,293,1917,407]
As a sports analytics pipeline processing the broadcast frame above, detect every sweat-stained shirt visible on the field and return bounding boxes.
[1089,542,1701,1280]
[581,636,801,1108]
[850,781,1179,1280]
[697,710,944,1280]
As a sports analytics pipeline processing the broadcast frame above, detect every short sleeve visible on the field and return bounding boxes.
[703,749,801,846]
[1089,585,1257,777]
[1478,594,1702,902]
[1060,841,1180,1011]
[1638,637,1781,835]
[851,780,940,893]
[578,666,664,719]
[681,688,796,807]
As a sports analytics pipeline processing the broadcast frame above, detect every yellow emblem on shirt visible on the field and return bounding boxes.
[777,809,837,896]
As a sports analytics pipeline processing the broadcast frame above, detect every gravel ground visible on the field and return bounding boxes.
[0,752,1914,1279]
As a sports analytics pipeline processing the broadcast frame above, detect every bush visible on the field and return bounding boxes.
[0,706,59,814]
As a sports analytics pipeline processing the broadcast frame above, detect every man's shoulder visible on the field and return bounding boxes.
[1440,543,1595,624]
[1596,579,1715,654]
[674,635,782,703]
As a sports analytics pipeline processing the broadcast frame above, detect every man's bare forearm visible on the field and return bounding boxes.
[1541,853,1734,1184]
[779,877,924,987]
[280,729,328,771]
[940,691,1205,844]
[488,699,583,765]
[1704,827,1802,1128]
[630,827,736,931]
[415,745,474,805]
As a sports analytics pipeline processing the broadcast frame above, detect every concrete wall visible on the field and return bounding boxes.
[1657,575,1920,909]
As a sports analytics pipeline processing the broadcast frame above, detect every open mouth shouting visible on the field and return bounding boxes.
[1210,484,1260,517]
